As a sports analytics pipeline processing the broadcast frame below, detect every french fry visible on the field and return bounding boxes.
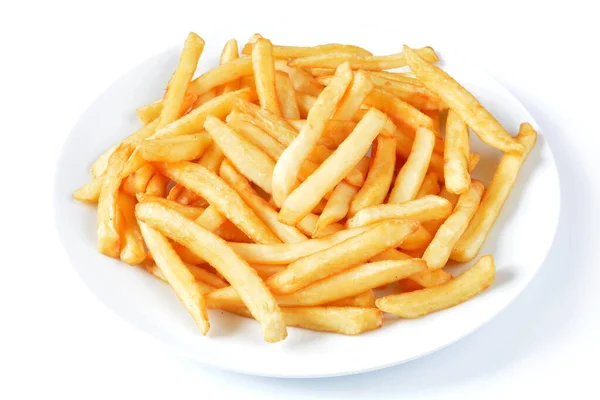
[136,94,197,125]
[422,187,459,233]
[369,70,421,85]
[139,222,210,334]
[136,193,205,220]
[157,162,281,244]
[416,172,441,198]
[308,67,335,77]
[252,38,281,116]
[143,261,217,293]
[187,57,253,96]
[403,45,522,153]
[97,144,134,257]
[278,108,389,225]
[136,202,287,342]
[172,242,205,265]
[267,220,419,294]
[220,160,308,243]
[399,225,433,251]
[186,263,228,289]
[314,182,358,237]
[195,204,227,232]
[327,290,376,308]
[72,174,105,203]
[242,38,373,58]
[204,115,275,194]
[397,279,424,293]
[295,92,317,118]
[191,88,218,109]
[333,71,374,121]
[198,142,225,172]
[348,135,396,217]
[370,248,452,287]
[226,111,285,160]
[250,264,286,280]
[287,67,324,97]
[376,254,495,318]
[287,119,357,150]
[122,164,156,196]
[219,39,240,93]
[144,173,170,197]
[272,62,353,206]
[215,220,253,243]
[452,124,536,261]
[347,195,452,228]
[363,88,435,133]
[138,133,212,162]
[423,181,485,269]
[288,46,439,70]
[444,110,471,194]
[118,192,146,265]
[388,127,436,204]
[223,306,383,335]
[423,109,441,135]
[275,71,300,119]
[364,72,446,110]
[158,33,205,129]
[296,212,344,238]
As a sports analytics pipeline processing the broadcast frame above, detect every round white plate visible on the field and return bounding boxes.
[54,37,560,378]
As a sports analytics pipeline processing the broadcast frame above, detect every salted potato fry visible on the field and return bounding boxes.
[242,38,373,58]
[288,46,438,70]
[416,172,441,198]
[349,135,396,217]
[136,203,287,342]
[296,212,344,238]
[403,45,522,153]
[252,38,281,116]
[377,254,495,318]
[364,88,435,133]
[388,127,436,204]
[139,132,212,162]
[139,222,210,334]
[267,220,419,294]
[250,264,286,280]
[295,92,317,118]
[452,124,536,261]
[333,71,374,121]
[219,39,240,93]
[122,164,156,196]
[198,142,225,172]
[275,71,300,119]
[370,248,452,287]
[186,263,228,289]
[369,70,421,84]
[314,182,358,237]
[136,193,205,220]
[220,160,308,243]
[422,187,459,233]
[97,144,134,257]
[73,174,105,203]
[444,110,471,194]
[204,115,275,194]
[287,119,357,149]
[226,111,286,160]
[118,192,146,265]
[136,94,197,125]
[158,33,205,129]
[278,108,389,225]
[145,173,169,197]
[157,162,280,244]
[327,290,376,308]
[272,62,353,206]
[144,261,216,293]
[188,57,253,96]
[423,181,484,269]
[288,67,324,97]
[399,225,433,251]
[364,72,446,110]
[195,204,227,232]
[348,195,451,228]
[192,88,218,109]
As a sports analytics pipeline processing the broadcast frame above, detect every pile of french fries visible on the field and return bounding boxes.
[73,32,536,343]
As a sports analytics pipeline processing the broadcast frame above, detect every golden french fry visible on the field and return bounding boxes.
[242,38,373,58]
[296,212,344,238]
[286,120,357,150]
[397,279,424,293]
[172,242,205,265]
[327,290,376,308]
[118,192,146,265]
[252,38,281,116]
[287,67,324,97]
[369,248,452,287]
[157,162,281,244]
[158,33,205,129]
[333,71,374,120]
[422,187,459,233]
[73,174,105,203]
[97,144,134,257]
[364,88,435,133]
[122,164,156,196]
[416,171,441,198]
[275,71,300,119]
[452,124,536,261]
[138,132,212,162]
[145,173,170,197]
[219,39,240,93]
[267,220,419,294]
[348,135,396,217]
[308,67,335,77]
[250,264,286,280]
[272,62,353,206]
[369,70,421,85]
[136,193,205,220]
[186,263,228,289]
[423,181,485,269]
[188,57,253,96]
[139,222,210,334]
[167,184,185,201]
[195,204,227,232]
[377,254,495,318]
[143,261,217,293]
[278,108,389,225]
[136,202,287,342]
[347,195,452,228]
[423,109,441,135]
[444,110,471,194]
[399,225,433,251]
[295,92,317,118]
[403,45,522,153]
[198,142,225,172]
[220,160,308,243]
[388,127,436,204]
[314,182,358,237]
[136,94,197,125]
[364,72,446,110]
[226,111,285,160]
[288,47,439,70]
[191,88,218,109]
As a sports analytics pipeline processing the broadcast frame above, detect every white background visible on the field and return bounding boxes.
[1,1,599,398]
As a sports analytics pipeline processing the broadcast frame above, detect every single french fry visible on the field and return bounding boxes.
[157,162,280,244]
[288,47,439,70]
[349,135,396,217]
[188,57,253,96]
[215,220,252,243]
[333,71,374,121]
[97,144,134,257]
[377,254,495,318]
[136,202,287,342]
[136,193,205,220]
[139,222,210,334]
[136,94,197,125]
[272,62,353,206]
[242,38,373,58]
[364,88,435,133]
[287,66,324,97]
[220,160,308,243]
[370,248,452,287]
[416,172,441,198]
[145,173,170,197]
[369,70,421,85]
[287,119,357,149]
[198,142,225,172]
[423,181,485,269]
[275,71,300,119]
[191,88,218,109]
[314,182,358,237]
[388,127,436,204]
[195,204,227,232]
[143,261,217,293]
[422,187,459,233]
[219,39,240,93]
[167,184,185,201]
[186,263,228,289]
[252,38,281,116]
[139,132,212,162]
[118,192,146,265]
[278,108,389,225]
[452,124,536,261]
[172,242,205,265]
[444,109,471,194]
[399,225,433,251]
[250,264,286,280]
[364,72,446,110]
[296,212,344,238]
[122,164,156,196]
[295,92,317,118]
[403,45,522,153]
[267,220,419,294]
[327,290,376,308]
[226,111,285,160]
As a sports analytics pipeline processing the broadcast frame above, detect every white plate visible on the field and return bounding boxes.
[54,38,560,378]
